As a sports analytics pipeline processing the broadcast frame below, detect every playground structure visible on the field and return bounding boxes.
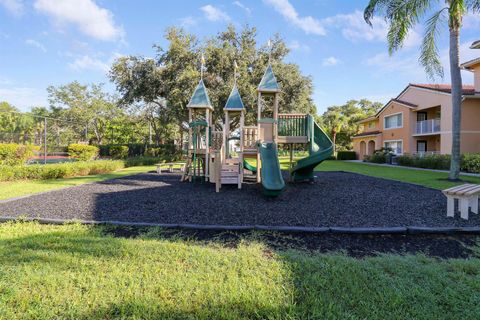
[182,62,333,196]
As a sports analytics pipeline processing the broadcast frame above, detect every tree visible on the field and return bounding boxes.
[320,99,382,152]
[364,0,480,180]
[110,25,317,143]
[47,82,120,145]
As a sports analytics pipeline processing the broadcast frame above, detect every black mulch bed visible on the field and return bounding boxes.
[1,171,480,229]
[101,225,479,259]
[0,172,480,227]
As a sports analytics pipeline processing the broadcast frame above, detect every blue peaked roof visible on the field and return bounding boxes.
[224,84,245,111]
[188,79,213,109]
[258,64,280,92]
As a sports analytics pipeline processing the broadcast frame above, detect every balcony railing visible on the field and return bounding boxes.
[415,118,441,135]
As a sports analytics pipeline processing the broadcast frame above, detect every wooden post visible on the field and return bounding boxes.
[273,92,278,143]
[239,111,245,187]
[205,108,210,181]
[256,92,262,183]
[289,143,294,182]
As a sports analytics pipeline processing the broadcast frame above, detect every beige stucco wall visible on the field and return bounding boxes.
[378,102,413,153]
[474,65,480,92]
[352,135,382,160]
[358,120,379,133]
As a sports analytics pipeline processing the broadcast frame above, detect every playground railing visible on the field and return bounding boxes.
[243,126,258,149]
[278,114,308,137]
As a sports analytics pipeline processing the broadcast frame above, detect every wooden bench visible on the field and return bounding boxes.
[442,184,480,219]
[156,162,186,174]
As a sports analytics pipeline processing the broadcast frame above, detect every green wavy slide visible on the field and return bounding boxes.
[291,115,333,182]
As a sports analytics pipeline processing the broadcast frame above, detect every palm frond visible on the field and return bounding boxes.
[466,0,480,12]
[364,0,390,25]
[420,8,447,79]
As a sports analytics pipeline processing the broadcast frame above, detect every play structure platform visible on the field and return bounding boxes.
[181,61,333,196]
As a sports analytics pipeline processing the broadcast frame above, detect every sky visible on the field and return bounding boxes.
[0,0,479,114]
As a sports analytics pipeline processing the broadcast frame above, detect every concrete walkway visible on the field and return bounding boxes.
[345,160,480,178]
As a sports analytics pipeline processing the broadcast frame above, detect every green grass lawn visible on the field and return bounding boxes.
[317,161,480,190]
[0,222,479,319]
[0,166,155,201]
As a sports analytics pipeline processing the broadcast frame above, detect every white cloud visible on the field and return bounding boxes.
[364,52,425,78]
[263,0,325,35]
[233,1,251,16]
[0,86,47,110]
[68,55,109,73]
[201,5,230,22]
[68,52,123,73]
[365,39,480,83]
[288,40,310,52]
[25,39,47,53]
[322,56,340,67]
[0,0,24,16]
[0,76,12,85]
[34,0,124,41]
[180,16,198,28]
[322,10,420,48]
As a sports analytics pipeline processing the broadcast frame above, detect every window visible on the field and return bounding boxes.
[368,122,375,129]
[384,140,403,155]
[384,113,403,129]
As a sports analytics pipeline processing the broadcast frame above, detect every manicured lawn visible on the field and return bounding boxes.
[0,166,155,200]
[0,222,479,319]
[316,161,480,190]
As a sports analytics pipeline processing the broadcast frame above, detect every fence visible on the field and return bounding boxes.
[0,110,157,164]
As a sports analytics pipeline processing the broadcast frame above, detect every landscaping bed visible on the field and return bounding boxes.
[1,171,479,228]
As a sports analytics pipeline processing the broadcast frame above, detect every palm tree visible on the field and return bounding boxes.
[364,0,480,180]
[322,109,348,156]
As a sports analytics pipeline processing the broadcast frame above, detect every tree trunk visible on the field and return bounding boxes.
[448,26,462,181]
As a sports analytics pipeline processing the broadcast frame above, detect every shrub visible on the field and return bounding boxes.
[396,154,451,170]
[68,144,99,161]
[365,148,393,164]
[144,147,161,157]
[461,153,480,173]
[0,143,37,165]
[124,156,162,167]
[109,145,129,159]
[336,151,356,161]
[0,160,124,181]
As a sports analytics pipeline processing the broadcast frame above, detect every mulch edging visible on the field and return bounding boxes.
[2,216,480,235]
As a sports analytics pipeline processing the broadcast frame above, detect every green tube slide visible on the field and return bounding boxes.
[243,159,257,174]
[258,142,285,196]
[291,115,333,182]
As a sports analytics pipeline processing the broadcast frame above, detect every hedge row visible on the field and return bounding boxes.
[0,143,38,165]
[395,153,480,173]
[336,151,356,160]
[0,160,124,181]
[67,144,99,161]
[99,144,176,157]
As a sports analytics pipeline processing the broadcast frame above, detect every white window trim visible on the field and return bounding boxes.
[384,139,403,155]
[383,112,403,130]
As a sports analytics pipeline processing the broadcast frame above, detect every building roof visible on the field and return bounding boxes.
[353,131,381,138]
[224,84,245,111]
[461,57,480,70]
[471,40,480,49]
[410,83,477,95]
[187,79,213,109]
[258,64,280,92]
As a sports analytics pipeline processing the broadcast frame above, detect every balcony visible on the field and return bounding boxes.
[414,118,441,135]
